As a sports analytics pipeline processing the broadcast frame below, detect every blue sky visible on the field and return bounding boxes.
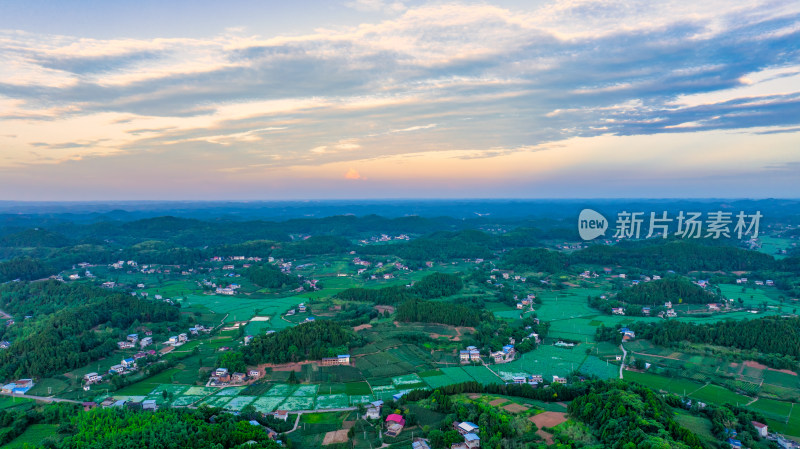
[0,0,799,200]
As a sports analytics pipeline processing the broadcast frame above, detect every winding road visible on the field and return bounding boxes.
[619,344,627,379]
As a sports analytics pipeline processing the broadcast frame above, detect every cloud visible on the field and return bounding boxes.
[0,0,799,194]
[345,168,365,179]
[346,0,406,14]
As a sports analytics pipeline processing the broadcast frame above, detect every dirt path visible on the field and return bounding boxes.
[620,344,627,379]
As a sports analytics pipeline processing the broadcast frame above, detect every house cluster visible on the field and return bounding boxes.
[515,295,534,309]
[319,354,351,366]
[657,301,677,318]
[359,234,409,244]
[167,333,189,346]
[736,277,775,287]
[1,379,34,394]
[451,421,481,449]
[110,260,138,269]
[215,284,240,295]
[209,367,259,386]
[109,355,139,376]
[0,341,10,349]
[189,324,211,335]
[459,346,481,363]
[98,397,157,411]
[510,374,544,386]
[117,333,141,349]
[490,345,515,363]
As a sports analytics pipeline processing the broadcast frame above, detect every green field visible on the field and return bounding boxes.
[688,384,752,406]
[499,345,589,380]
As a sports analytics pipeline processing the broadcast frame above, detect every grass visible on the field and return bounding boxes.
[25,378,70,396]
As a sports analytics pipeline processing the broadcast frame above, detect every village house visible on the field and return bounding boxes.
[454,421,480,436]
[121,358,136,368]
[273,410,289,421]
[248,369,260,379]
[139,337,153,348]
[117,341,135,349]
[127,334,138,343]
[232,372,246,383]
[84,372,101,383]
[552,375,567,384]
[751,421,768,438]
[412,438,432,449]
[385,414,405,437]
[611,307,625,315]
[451,433,481,449]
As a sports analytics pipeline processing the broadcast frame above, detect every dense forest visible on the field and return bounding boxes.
[0,282,181,379]
[335,272,463,305]
[0,257,53,282]
[602,317,800,368]
[246,263,300,289]
[571,240,776,272]
[58,406,280,449]
[241,320,354,365]
[614,277,717,305]
[395,297,484,327]
[568,380,704,449]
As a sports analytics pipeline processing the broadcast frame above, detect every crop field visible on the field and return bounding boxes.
[198,395,234,408]
[388,345,434,370]
[225,396,257,411]
[500,345,588,380]
[343,382,372,395]
[748,398,793,422]
[280,395,316,411]
[371,385,401,401]
[183,294,306,324]
[252,396,286,413]
[349,394,374,405]
[171,395,204,407]
[293,385,319,396]
[355,351,415,379]
[315,394,350,410]
[150,384,190,396]
[578,356,618,379]
[264,384,298,397]
[623,371,705,396]
[688,384,752,406]
[183,386,217,396]
[462,365,503,384]
[763,370,800,389]
[765,406,800,437]
[391,374,423,387]
[214,386,246,396]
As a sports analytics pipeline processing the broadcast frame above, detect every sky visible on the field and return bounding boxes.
[0,0,799,200]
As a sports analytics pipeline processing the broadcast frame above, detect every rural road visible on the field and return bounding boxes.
[0,391,80,404]
[619,344,627,379]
